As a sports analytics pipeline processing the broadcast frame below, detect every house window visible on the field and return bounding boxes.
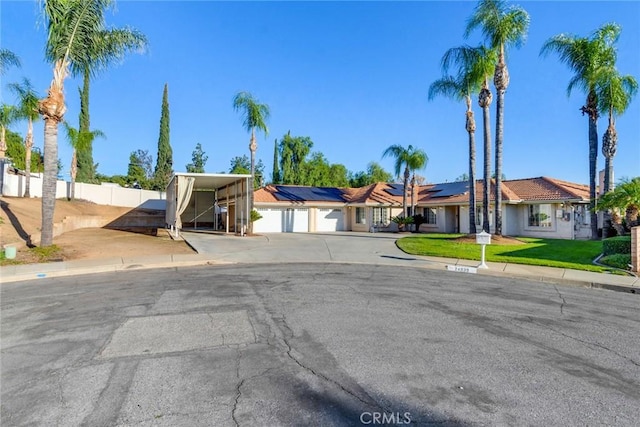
[528,204,553,228]
[355,207,366,224]
[372,207,389,225]
[424,207,437,225]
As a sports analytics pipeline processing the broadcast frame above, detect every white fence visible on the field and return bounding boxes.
[2,170,166,208]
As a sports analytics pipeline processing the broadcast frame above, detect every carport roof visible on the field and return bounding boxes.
[171,173,251,190]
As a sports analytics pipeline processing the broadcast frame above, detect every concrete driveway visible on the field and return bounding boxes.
[181,231,429,266]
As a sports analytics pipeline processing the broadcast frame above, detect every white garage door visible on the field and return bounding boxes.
[253,208,283,233]
[253,208,309,233]
[316,208,344,232]
[288,208,309,232]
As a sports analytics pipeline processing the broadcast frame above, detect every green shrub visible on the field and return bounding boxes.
[250,209,262,223]
[602,236,631,256]
[599,254,631,270]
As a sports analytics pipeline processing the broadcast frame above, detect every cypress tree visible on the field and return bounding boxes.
[76,70,95,182]
[152,83,173,190]
[272,138,280,184]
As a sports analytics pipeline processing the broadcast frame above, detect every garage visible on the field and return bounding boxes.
[253,208,309,233]
[316,208,344,232]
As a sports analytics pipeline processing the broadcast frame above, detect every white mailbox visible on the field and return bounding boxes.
[476,231,491,269]
[476,231,491,245]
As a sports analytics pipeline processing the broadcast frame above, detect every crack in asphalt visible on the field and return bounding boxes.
[533,321,640,368]
[553,285,566,315]
[277,314,388,414]
[231,347,243,427]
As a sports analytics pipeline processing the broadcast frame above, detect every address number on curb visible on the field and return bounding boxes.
[446,265,478,274]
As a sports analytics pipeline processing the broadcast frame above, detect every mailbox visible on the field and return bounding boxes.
[476,231,491,245]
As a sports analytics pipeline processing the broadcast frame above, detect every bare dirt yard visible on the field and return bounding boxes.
[1,197,194,264]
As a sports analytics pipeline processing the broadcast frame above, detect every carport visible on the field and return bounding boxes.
[165,173,252,236]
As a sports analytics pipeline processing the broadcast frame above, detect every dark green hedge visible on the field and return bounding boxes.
[602,236,631,256]
[599,254,631,270]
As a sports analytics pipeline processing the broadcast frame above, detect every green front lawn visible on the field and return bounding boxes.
[397,234,607,272]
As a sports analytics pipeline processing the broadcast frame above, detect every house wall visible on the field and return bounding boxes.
[419,206,447,233]
[349,206,402,232]
[516,203,574,239]
[458,207,471,234]
[505,205,520,236]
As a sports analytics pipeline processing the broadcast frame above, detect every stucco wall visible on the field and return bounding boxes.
[2,170,165,208]
[518,203,573,239]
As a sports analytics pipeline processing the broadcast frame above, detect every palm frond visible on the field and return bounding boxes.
[233,91,270,135]
[0,48,21,74]
[8,78,41,122]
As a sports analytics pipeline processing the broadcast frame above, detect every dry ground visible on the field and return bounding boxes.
[1,197,194,264]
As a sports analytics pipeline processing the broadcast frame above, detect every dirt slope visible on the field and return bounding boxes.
[0,197,194,263]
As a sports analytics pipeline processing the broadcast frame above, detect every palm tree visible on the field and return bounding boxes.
[0,49,20,74]
[74,25,147,183]
[382,144,428,218]
[597,177,640,230]
[37,0,140,246]
[465,0,530,236]
[541,23,621,239]
[0,104,18,158]
[233,91,270,232]
[63,122,105,200]
[8,78,40,197]
[596,68,638,194]
[429,45,496,234]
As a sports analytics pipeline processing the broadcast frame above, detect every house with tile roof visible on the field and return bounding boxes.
[253,177,592,239]
[416,177,592,239]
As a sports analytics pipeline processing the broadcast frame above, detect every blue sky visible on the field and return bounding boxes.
[1,1,639,186]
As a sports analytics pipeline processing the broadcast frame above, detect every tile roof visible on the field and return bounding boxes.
[504,177,589,201]
[254,177,589,206]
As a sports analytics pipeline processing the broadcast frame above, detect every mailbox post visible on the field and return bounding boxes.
[476,231,491,269]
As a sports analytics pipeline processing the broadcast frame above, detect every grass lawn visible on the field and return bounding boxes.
[396,234,607,272]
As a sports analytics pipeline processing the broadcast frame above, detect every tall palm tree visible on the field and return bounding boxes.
[63,122,105,200]
[541,23,621,239]
[233,91,270,232]
[8,78,40,197]
[37,0,139,246]
[429,45,496,234]
[0,104,18,158]
[382,144,428,218]
[74,26,147,183]
[596,67,638,194]
[0,49,20,74]
[465,0,530,236]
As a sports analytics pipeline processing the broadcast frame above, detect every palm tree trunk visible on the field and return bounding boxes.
[24,119,33,197]
[584,91,599,240]
[248,128,257,234]
[482,104,491,234]
[0,125,6,158]
[70,149,77,200]
[403,166,410,218]
[41,118,58,246]
[466,97,477,234]
[494,46,509,237]
[494,88,505,236]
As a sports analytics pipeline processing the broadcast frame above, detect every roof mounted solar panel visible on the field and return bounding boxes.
[384,183,405,196]
[274,186,347,202]
[428,181,469,198]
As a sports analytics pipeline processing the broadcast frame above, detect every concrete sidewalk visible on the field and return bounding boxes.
[1,236,638,293]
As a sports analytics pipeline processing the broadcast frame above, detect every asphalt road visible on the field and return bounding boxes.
[2,263,639,426]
